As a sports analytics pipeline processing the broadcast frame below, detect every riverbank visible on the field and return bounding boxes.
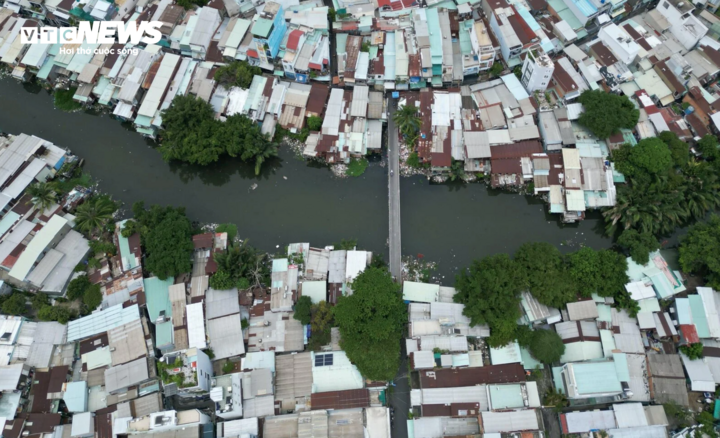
[0,77,614,281]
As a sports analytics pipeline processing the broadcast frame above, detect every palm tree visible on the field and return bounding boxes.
[241,134,278,176]
[26,182,55,212]
[393,105,421,143]
[75,196,117,235]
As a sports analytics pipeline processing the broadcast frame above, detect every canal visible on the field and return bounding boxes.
[0,78,612,281]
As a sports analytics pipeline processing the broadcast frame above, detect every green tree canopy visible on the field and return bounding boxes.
[160,96,278,174]
[514,242,576,308]
[215,223,238,242]
[26,182,56,212]
[83,284,102,310]
[308,301,334,351]
[577,90,639,139]
[393,105,422,149]
[454,254,523,347]
[613,138,673,179]
[528,329,565,364]
[307,116,323,131]
[214,62,263,89]
[1,294,26,316]
[75,195,118,236]
[697,134,720,161]
[334,268,406,381]
[658,131,690,168]
[67,275,91,301]
[37,306,75,324]
[617,229,660,265]
[680,215,720,289]
[293,295,313,325]
[132,203,194,280]
[679,342,703,360]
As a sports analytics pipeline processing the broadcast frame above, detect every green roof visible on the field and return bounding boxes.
[459,22,473,55]
[600,330,616,357]
[143,277,173,322]
[37,55,55,80]
[116,220,139,271]
[252,17,274,38]
[597,303,613,322]
[156,320,174,348]
[302,281,327,304]
[63,381,87,413]
[558,9,583,30]
[690,294,710,338]
[488,384,524,409]
[613,353,630,382]
[425,9,443,59]
[0,212,20,237]
[336,33,348,54]
[573,361,622,395]
[520,346,542,370]
[490,342,521,365]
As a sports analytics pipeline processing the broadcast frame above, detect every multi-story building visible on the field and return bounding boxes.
[158,348,213,398]
[469,19,496,73]
[521,45,555,92]
[248,1,287,70]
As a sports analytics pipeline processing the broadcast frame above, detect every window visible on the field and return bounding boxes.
[314,353,334,366]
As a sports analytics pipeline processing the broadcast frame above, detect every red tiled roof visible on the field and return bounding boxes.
[419,364,526,388]
[680,324,699,344]
[193,233,214,249]
[287,29,304,51]
[311,389,370,410]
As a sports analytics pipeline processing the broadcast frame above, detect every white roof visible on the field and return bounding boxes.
[567,300,599,320]
[626,281,656,300]
[0,364,25,391]
[67,304,140,342]
[186,302,207,350]
[416,386,489,410]
[564,410,617,433]
[311,351,364,393]
[681,353,716,392]
[481,410,539,433]
[345,250,367,282]
[9,215,68,282]
[404,281,439,303]
[613,403,648,428]
[137,54,181,118]
[207,314,245,360]
[104,357,149,393]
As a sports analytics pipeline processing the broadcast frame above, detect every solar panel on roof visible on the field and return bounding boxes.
[315,355,324,366]
[325,354,333,366]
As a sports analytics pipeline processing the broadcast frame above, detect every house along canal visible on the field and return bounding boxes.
[0,77,612,281]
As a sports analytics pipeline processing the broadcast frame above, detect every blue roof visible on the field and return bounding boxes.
[156,320,174,349]
[569,0,597,16]
[515,4,540,31]
[143,277,173,322]
[676,298,692,324]
[0,212,19,237]
[63,381,87,412]
[612,353,630,382]
[572,361,622,395]
[272,258,288,272]
[690,294,710,338]
[116,219,140,271]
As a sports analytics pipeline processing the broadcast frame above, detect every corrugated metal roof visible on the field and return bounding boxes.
[563,410,616,433]
[9,215,68,282]
[207,314,245,360]
[67,304,140,342]
[481,410,539,433]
